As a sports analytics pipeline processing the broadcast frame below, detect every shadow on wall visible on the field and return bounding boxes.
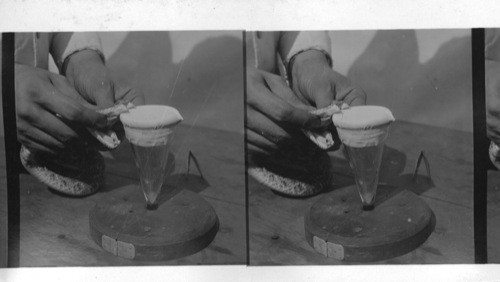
[348,30,472,132]
[105,31,243,134]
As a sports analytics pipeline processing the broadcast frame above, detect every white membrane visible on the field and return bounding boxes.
[332,105,394,148]
[120,105,183,147]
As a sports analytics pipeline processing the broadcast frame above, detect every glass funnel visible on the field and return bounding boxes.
[120,105,183,210]
[343,134,387,209]
[332,105,394,210]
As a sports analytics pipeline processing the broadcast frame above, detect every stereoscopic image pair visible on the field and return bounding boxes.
[0,29,495,266]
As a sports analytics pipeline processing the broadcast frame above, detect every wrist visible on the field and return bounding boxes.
[290,49,332,86]
[64,49,104,77]
[294,49,330,68]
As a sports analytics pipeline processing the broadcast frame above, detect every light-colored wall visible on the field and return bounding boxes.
[329,29,472,132]
[94,30,470,133]
[56,31,244,134]
[105,31,244,134]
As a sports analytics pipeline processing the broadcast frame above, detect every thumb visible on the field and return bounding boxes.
[300,74,334,109]
[91,79,116,109]
[50,73,98,111]
[312,85,335,109]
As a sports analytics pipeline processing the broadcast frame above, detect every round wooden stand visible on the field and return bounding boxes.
[304,185,434,262]
[89,185,219,261]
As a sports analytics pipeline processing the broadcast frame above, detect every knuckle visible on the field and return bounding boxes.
[17,123,28,135]
[16,104,36,122]
[487,131,500,145]
[65,108,79,121]
[276,107,293,122]
[487,130,495,141]
[16,127,29,141]
[487,115,498,129]
[17,135,27,145]
[355,87,367,101]
[487,101,500,116]
[272,132,287,144]
[27,88,43,102]
[246,93,258,106]
[68,107,90,123]
[487,125,500,143]
[59,133,76,144]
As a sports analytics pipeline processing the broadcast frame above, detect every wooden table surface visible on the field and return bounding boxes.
[0,120,481,265]
[2,124,246,266]
[249,120,474,265]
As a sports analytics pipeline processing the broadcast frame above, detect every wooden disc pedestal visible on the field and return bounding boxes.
[89,185,219,261]
[304,185,434,262]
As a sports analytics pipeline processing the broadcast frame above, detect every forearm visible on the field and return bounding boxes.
[50,32,104,74]
[279,31,332,68]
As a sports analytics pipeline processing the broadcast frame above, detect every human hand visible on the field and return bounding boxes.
[15,64,109,155]
[64,50,145,145]
[64,50,144,110]
[290,50,366,110]
[246,67,323,156]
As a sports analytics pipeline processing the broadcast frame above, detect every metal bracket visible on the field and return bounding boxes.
[412,151,431,181]
[186,150,204,180]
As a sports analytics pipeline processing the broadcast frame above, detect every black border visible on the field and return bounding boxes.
[472,28,488,263]
[242,31,250,265]
[2,32,20,267]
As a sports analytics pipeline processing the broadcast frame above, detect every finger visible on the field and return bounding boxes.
[23,140,57,155]
[246,107,293,144]
[488,129,500,146]
[31,110,82,145]
[328,71,367,106]
[247,111,310,153]
[263,72,315,112]
[297,69,335,109]
[246,142,270,157]
[248,74,321,130]
[487,115,500,145]
[338,87,367,107]
[114,83,145,106]
[90,78,116,109]
[18,125,64,153]
[487,90,500,120]
[246,128,279,152]
[50,74,99,111]
[38,82,108,129]
[312,84,335,109]
[70,123,111,151]
[246,142,271,168]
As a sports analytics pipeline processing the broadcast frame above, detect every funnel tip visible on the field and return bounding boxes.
[362,204,375,211]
